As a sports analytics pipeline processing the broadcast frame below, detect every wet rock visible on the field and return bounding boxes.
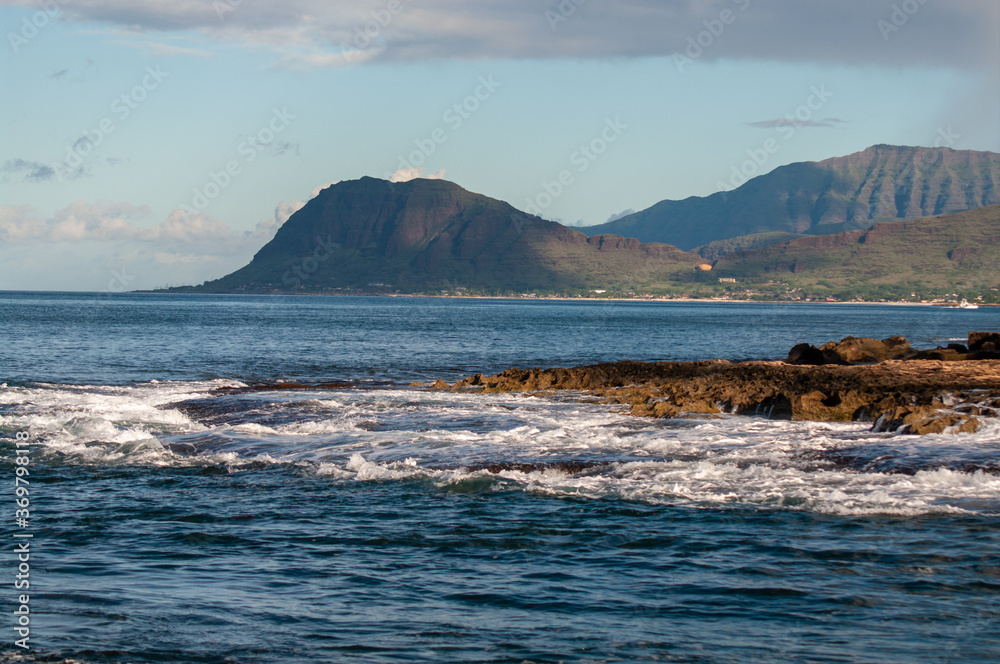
[787,343,827,365]
[631,401,680,418]
[793,390,870,422]
[906,415,980,435]
[819,336,894,363]
[438,355,1000,434]
[789,336,914,365]
[431,379,450,389]
[969,331,1000,353]
[882,336,914,357]
[682,399,721,414]
[873,405,940,433]
[956,418,981,434]
[869,405,981,435]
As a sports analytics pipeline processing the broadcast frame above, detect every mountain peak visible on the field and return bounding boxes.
[585,144,1000,249]
[191,177,701,293]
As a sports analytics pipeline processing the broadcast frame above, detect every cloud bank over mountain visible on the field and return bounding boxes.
[10,0,996,70]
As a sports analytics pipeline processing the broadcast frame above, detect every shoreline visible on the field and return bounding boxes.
[429,335,1000,435]
[433,359,1000,435]
[83,289,996,307]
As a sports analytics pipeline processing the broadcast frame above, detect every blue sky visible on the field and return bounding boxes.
[1,0,998,291]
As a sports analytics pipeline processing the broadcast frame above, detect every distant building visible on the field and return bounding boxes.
[591,289,607,294]
[718,277,737,283]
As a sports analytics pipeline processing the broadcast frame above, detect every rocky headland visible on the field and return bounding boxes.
[431,332,1000,435]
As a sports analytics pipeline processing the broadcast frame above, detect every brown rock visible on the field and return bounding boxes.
[969,332,1000,353]
[909,348,976,362]
[436,357,1000,434]
[793,390,870,422]
[653,402,681,418]
[906,415,980,436]
[882,336,914,358]
[431,379,450,389]
[630,403,654,417]
[680,399,720,414]
[820,336,893,363]
[957,417,981,434]
[787,343,826,365]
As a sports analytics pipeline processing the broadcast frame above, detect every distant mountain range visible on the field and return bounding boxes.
[583,145,1000,251]
[170,145,1000,300]
[713,204,1000,292]
[189,177,702,293]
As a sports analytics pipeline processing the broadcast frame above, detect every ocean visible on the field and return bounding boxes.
[1,291,998,663]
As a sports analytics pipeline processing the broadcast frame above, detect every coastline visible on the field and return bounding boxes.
[123,288,995,306]
[430,335,1000,435]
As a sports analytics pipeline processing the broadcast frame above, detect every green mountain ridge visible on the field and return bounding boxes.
[715,204,1000,297]
[584,145,1000,250]
[694,232,807,261]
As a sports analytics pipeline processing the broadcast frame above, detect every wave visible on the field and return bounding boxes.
[2,380,999,515]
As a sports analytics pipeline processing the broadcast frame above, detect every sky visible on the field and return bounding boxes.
[1,0,998,291]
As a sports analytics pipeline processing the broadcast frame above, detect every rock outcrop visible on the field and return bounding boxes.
[435,333,1000,434]
[788,333,999,365]
[970,332,1000,352]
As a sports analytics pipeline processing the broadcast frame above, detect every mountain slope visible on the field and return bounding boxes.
[584,145,1000,250]
[715,203,1000,292]
[190,177,704,293]
[694,232,807,261]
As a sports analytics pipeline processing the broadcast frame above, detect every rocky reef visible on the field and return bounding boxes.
[787,331,1000,365]
[432,332,1000,435]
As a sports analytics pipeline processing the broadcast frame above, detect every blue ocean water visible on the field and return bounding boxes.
[1,292,998,663]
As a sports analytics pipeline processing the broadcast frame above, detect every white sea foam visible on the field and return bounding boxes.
[0,380,237,464]
[3,381,998,514]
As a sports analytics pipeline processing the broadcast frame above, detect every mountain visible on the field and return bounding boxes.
[715,203,1000,294]
[584,145,1000,251]
[188,177,704,293]
[694,232,806,261]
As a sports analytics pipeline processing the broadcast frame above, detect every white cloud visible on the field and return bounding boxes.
[0,201,152,243]
[0,198,304,291]
[3,0,994,70]
[111,39,213,57]
[152,251,203,265]
[271,200,304,226]
[605,208,635,223]
[308,180,339,199]
[389,167,446,183]
[0,201,281,253]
